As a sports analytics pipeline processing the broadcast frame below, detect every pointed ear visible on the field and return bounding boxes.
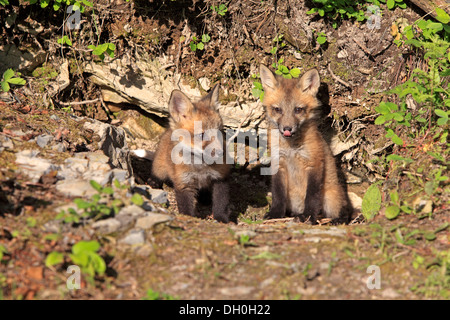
[298,69,320,96]
[168,90,194,122]
[260,64,278,91]
[201,83,220,109]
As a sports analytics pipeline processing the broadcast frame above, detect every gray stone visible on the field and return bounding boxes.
[119,229,145,245]
[0,135,13,149]
[117,205,147,218]
[15,150,60,182]
[52,142,67,152]
[111,168,129,182]
[135,213,173,230]
[92,218,122,234]
[50,115,60,121]
[36,134,53,148]
[148,188,168,204]
[64,157,89,174]
[55,179,97,197]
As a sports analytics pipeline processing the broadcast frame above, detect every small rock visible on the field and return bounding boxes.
[234,230,257,240]
[92,218,122,234]
[50,115,60,121]
[347,192,363,211]
[55,179,97,197]
[413,198,433,214]
[15,150,60,182]
[134,244,153,257]
[148,188,168,204]
[119,229,145,245]
[381,288,400,299]
[219,286,254,296]
[0,135,13,149]
[64,157,89,174]
[36,134,53,148]
[52,142,67,152]
[111,168,128,182]
[198,77,211,91]
[117,205,148,218]
[135,213,173,230]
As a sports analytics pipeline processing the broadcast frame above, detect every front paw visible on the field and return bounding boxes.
[264,207,285,219]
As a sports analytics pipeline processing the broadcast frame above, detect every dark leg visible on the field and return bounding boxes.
[297,171,323,225]
[175,188,199,217]
[264,169,287,219]
[212,181,230,223]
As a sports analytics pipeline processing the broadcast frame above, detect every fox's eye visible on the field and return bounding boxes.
[272,106,282,114]
[294,107,304,114]
[194,132,204,140]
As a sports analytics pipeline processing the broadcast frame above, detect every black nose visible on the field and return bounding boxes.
[283,126,292,132]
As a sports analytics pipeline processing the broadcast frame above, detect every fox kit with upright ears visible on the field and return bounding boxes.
[260,64,348,224]
[152,85,231,223]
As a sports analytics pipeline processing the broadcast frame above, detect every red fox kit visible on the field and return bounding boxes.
[260,65,348,224]
[151,85,231,223]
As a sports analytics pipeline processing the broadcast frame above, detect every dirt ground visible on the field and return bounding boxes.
[0,0,448,300]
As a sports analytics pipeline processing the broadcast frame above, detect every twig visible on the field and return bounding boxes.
[327,64,352,89]
[58,98,99,106]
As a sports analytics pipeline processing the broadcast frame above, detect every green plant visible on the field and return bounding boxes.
[70,240,106,277]
[57,35,72,47]
[46,240,106,278]
[142,289,176,300]
[56,180,143,224]
[272,58,301,79]
[361,183,382,221]
[211,3,227,16]
[0,0,9,6]
[367,0,407,10]
[316,31,327,45]
[385,189,412,220]
[306,0,367,29]
[88,43,116,61]
[27,0,93,12]
[1,69,26,92]
[189,34,210,51]
[0,245,7,262]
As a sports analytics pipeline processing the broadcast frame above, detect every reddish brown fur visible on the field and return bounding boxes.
[260,65,347,223]
[152,85,231,223]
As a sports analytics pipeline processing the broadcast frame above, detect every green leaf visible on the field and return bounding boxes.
[108,43,116,51]
[385,205,400,220]
[387,0,395,9]
[386,154,412,162]
[374,115,386,125]
[45,251,64,267]
[3,68,14,80]
[201,34,210,43]
[190,41,197,51]
[390,190,399,204]
[435,8,450,24]
[1,81,10,92]
[74,198,90,209]
[317,36,327,44]
[361,184,381,221]
[289,68,301,78]
[102,187,114,195]
[131,193,144,206]
[424,233,436,241]
[197,42,204,50]
[7,77,26,85]
[72,240,100,255]
[90,180,103,192]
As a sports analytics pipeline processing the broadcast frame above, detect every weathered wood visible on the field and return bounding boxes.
[84,58,265,130]
[407,0,450,18]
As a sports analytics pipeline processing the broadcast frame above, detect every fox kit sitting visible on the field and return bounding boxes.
[260,65,348,224]
[151,85,231,223]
